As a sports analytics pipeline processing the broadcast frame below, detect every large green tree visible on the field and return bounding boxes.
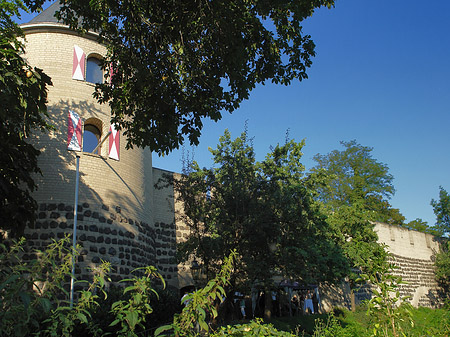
[0,0,52,238]
[258,138,347,284]
[25,0,335,155]
[169,130,347,305]
[312,140,396,218]
[311,140,399,274]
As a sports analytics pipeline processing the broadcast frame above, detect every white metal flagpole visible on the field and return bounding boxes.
[70,154,80,308]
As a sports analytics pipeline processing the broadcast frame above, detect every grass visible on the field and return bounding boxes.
[404,306,450,337]
[264,306,450,336]
[270,313,327,335]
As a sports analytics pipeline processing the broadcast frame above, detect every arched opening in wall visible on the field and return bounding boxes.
[83,118,103,154]
[86,56,103,84]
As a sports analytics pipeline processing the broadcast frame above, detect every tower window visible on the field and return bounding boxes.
[86,57,103,84]
[84,123,101,154]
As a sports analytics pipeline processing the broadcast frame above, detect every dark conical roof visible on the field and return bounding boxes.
[28,1,62,24]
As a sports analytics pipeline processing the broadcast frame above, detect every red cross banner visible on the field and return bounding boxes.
[68,111,82,151]
[108,124,120,160]
[109,63,116,84]
[72,45,86,80]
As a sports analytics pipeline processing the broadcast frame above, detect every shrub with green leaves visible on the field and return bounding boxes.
[0,237,74,337]
[40,261,111,337]
[0,237,168,337]
[358,258,413,337]
[156,250,237,337]
[110,266,165,336]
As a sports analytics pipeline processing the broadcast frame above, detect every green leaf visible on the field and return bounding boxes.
[198,307,206,320]
[76,312,88,324]
[0,274,20,291]
[37,297,52,313]
[154,324,173,337]
[374,297,383,304]
[199,319,209,332]
[111,300,123,309]
[110,319,120,327]
[19,291,31,309]
[134,292,142,304]
[126,310,139,329]
[124,285,136,294]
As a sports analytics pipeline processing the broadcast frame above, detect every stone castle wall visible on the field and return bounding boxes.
[152,169,193,289]
[375,222,443,307]
[26,201,157,284]
[322,223,443,311]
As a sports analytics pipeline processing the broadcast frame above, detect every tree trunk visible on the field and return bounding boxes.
[264,288,272,320]
[350,290,356,312]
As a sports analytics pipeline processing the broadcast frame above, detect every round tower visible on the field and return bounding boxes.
[21,3,158,284]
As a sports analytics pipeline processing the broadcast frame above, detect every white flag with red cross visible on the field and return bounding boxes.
[68,111,82,151]
[72,45,86,80]
[108,124,120,160]
[109,63,116,84]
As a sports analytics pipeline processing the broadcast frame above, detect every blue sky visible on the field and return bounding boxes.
[154,0,450,226]
[18,1,449,226]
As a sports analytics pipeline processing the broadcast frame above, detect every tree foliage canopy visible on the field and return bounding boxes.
[431,187,450,297]
[168,129,347,292]
[312,140,395,214]
[0,0,52,237]
[26,0,334,154]
[311,140,399,273]
[431,186,450,236]
[311,140,407,226]
[404,217,439,235]
[435,240,450,297]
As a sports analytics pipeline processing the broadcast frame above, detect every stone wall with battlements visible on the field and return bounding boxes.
[322,223,444,311]
[376,222,443,308]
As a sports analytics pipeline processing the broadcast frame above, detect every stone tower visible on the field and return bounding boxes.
[20,3,165,285]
